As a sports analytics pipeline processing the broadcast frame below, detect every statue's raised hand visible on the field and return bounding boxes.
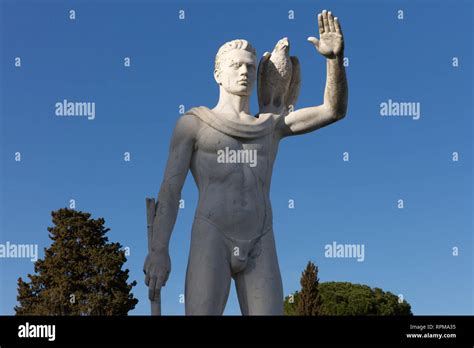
[307,10,344,59]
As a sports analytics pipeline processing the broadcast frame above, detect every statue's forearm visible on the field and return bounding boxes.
[150,183,181,253]
[323,54,348,119]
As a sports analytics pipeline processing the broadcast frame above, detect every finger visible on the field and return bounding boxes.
[154,277,162,296]
[155,274,165,289]
[328,11,336,32]
[322,10,329,33]
[334,17,342,34]
[157,269,170,289]
[318,13,324,34]
[148,277,157,301]
[162,270,170,287]
[145,273,150,287]
[307,36,320,49]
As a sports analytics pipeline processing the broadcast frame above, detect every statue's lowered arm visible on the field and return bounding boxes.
[143,114,197,314]
[282,10,348,136]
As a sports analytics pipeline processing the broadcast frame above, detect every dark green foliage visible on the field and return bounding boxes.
[284,281,412,316]
[283,292,300,316]
[318,282,412,315]
[15,208,138,315]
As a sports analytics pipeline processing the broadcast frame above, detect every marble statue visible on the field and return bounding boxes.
[144,10,348,315]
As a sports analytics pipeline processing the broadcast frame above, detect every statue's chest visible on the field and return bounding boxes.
[194,124,273,179]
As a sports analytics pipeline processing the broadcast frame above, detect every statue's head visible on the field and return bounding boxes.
[214,39,257,96]
[273,37,290,54]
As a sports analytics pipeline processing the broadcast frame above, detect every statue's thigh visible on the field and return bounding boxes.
[185,218,232,315]
[234,230,284,315]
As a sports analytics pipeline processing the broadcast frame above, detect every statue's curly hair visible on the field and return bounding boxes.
[214,39,256,75]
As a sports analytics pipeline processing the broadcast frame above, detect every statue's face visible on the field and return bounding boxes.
[216,49,256,96]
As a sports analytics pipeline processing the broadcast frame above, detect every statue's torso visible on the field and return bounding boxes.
[190,116,281,240]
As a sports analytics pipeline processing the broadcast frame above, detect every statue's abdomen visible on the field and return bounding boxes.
[191,126,271,240]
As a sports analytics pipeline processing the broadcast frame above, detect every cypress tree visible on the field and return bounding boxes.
[297,261,322,316]
[15,208,138,315]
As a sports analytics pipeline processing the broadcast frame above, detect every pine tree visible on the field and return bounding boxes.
[15,208,138,315]
[284,281,413,316]
[297,261,322,315]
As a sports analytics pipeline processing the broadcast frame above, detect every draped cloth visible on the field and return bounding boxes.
[185,106,275,139]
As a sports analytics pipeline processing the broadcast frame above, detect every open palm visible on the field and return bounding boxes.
[308,10,344,58]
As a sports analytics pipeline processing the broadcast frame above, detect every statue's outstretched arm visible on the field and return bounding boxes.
[282,10,348,136]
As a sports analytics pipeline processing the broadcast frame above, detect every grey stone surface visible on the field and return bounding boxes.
[143,10,348,315]
[258,37,301,115]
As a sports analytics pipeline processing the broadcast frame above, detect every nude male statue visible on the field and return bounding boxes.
[143,10,348,315]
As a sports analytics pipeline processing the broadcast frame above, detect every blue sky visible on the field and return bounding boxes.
[0,0,472,315]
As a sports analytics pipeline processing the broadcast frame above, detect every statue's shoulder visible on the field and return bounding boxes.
[184,106,212,119]
[174,108,204,137]
[255,111,282,120]
[182,106,216,130]
[256,111,290,137]
[255,111,285,127]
